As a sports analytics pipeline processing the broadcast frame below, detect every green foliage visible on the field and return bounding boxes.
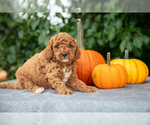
[0,13,150,80]
[0,13,59,79]
[60,13,150,73]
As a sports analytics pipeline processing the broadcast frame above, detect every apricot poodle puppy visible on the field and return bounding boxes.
[0,32,97,95]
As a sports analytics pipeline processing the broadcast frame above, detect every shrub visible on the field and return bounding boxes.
[0,13,149,80]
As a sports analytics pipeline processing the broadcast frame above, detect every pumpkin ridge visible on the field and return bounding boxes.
[144,62,149,76]
[123,59,131,83]
[80,50,84,81]
[119,65,126,87]
[110,65,114,88]
[76,53,80,79]
[113,65,121,88]
[86,50,92,84]
[142,60,148,79]
[105,64,112,89]
[82,50,90,83]
[119,65,128,87]
[142,61,149,82]
[123,59,126,68]
[128,60,133,83]
[132,59,139,84]
[97,65,103,88]
[136,59,148,83]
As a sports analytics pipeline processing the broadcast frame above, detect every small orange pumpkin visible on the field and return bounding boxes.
[111,50,149,84]
[0,70,7,81]
[76,19,105,85]
[92,53,128,89]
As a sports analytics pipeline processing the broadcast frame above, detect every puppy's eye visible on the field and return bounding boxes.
[68,45,72,48]
[56,45,59,48]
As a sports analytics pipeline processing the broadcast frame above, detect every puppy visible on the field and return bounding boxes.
[0,32,97,95]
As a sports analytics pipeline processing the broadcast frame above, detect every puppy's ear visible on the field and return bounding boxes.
[75,40,81,59]
[44,37,54,62]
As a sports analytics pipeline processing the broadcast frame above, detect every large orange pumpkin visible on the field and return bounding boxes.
[111,50,149,84]
[76,50,105,85]
[92,53,128,89]
[76,19,105,85]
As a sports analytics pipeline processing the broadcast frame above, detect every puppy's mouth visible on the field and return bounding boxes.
[61,58,69,62]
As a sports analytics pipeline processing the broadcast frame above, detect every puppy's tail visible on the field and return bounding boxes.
[0,82,20,89]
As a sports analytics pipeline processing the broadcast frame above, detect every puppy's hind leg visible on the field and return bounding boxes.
[16,68,44,94]
[23,79,44,94]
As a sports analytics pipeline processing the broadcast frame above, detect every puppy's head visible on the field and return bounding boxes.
[44,32,80,63]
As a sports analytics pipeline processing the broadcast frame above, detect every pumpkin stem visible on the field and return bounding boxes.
[76,19,85,50]
[125,49,129,59]
[107,52,111,66]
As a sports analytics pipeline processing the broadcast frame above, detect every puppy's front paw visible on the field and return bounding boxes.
[57,88,73,95]
[86,86,98,93]
[34,87,44,94]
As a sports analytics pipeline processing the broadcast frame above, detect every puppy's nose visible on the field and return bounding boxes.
[62,53,67,57]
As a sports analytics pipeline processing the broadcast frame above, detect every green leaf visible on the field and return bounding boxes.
[104,39,108,43]
[22,40,28,47]
[94,32,101,38]
[15,38,21,49]
[119,40,127,52]
[108,32,115,41]
[83,20,91,29]
[38,31,47,45]
[56,13,62,18]
[94,15,101,22]
[87,38,95,49]
[86,29,94,37]
[142,35,149,44]
[109,13,116,20]
[121,31,130,41]
[115,20,122,29]
[44,20,50,29]
[133,36,142,48]
[52,24,60,32]
[10,66,17,72]
[18,30,24,38]
[129,20,136,29]
[22,19,27,26]
[7,54,16,64]
[97,39,104,46]
[109,41,117,48]
[126,42,133,52]
[44,36,51,46]
[31,19,40,31]
[91,23,98,31]
[133,48,142,57]
[9,46,16,54]
[15,17,22,23]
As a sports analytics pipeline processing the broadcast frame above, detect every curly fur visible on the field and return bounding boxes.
[0,32,97,95]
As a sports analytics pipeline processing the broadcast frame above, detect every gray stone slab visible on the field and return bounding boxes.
[0,77,150,112]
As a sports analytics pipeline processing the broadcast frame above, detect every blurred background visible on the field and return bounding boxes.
[0,0,150,80]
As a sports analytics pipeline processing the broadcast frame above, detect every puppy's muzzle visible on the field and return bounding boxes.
[62,53,67,58]
[61,53,69,62]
